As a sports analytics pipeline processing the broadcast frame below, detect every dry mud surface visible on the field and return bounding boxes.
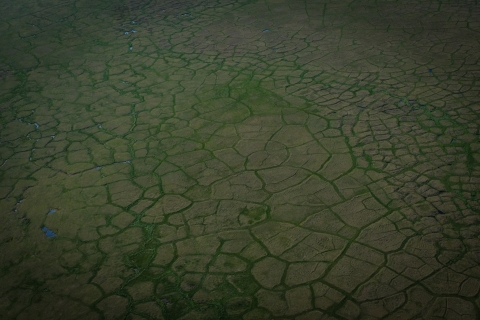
[0,0,479,319]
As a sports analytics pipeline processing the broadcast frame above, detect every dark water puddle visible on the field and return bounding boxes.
[41,226,56,238]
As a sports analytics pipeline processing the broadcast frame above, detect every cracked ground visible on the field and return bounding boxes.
[0,0,479,319]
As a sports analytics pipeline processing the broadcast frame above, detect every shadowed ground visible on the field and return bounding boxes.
[0,0,479,319]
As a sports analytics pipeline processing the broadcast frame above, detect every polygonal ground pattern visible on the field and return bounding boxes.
[0,0,479,319]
